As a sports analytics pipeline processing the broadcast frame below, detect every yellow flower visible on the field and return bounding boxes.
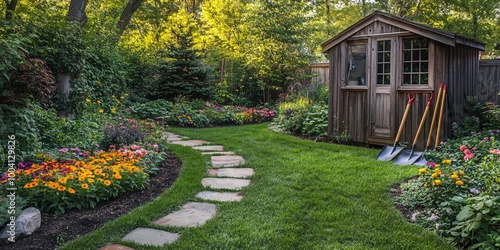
[418,168,427,175]
[451,174,459,180]
[97,100,101,104]
[431,173,438,179]
[113,173,122,180]
[433,179,442,186]
[68,188,76,194]
[124,93,129,97]
[58,186,66,192]
[88,179,95,183]
[30,182,38,188]
[58,177,67,184]
[94,169,102,175]
[99,109,104,113]
[424,182,428,187]
[460,170,465,176]
[23,183,31,189]
[111,107,116,114]
[81,183,89,189]
[456,180,464,186]
[86,98,91,103]
[104,180,111,186]
[442,159,452,164]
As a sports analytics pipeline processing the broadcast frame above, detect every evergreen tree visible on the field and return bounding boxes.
[155,10,214,100]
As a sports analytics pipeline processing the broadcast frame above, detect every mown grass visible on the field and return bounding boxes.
[61,123,456,250]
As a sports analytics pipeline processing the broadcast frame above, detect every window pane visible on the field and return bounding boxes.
[377,75,383,84]
[384,74,391,84]
[412,74,419,84]
[378,41,384,51]
[413,50,420,61]
[421,74,428,84]
[421,49,428,60]
[403,39,411,50]
[384,63,390,73]
[377,64,383,73]
[385,41,391,51]
[378,52,383,62]
[404,51,411,61]
[384,52,390,62]
[412,62,419,72]
[403,74,411,84]
[404,62,411,72]
[421,62,428,72]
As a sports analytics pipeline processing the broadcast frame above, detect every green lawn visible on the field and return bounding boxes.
[61,123,456,250]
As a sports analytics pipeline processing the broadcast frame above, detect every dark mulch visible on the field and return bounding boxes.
[0,151,182,250]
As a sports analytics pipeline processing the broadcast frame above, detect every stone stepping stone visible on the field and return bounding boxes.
[167,137,183,142]
[99,244,135,250]
[192,145,224,151]
[211,155,245,167]
[208,168,254,178]
[169,140,208,147]
[201,151,235,155]
[154,202,217,227]
[196,191,243,202]
[202,178,251,190]
[122,228,179,246]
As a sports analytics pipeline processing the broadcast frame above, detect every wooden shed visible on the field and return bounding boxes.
[322,11,485,149]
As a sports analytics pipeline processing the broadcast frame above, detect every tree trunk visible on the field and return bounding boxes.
[117,0,144,36]
[5,0,17,20]
[67,0,88,27]
[57,0,88,117]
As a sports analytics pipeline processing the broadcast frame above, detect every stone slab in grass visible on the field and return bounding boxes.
[154,202,217,228]
[166,137,183,142]
[201,178,251,190]
[169,140,208,147]
[201,151,235,155]
[196,191,243,202]
[192,145,224,151]
[211,155,245,167]
[208,168,254,178]
[122,228,179,246]
[99,244,136,250]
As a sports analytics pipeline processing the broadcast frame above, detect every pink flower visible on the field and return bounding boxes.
[109,145,116,150]
[463,149,472,155]
[131,144,140,150]
[464,153,474,160]
[58,148,69,153]
[459,145,467,151]
[472,147,477,151]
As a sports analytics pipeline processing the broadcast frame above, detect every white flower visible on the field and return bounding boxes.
[428,214,439,221]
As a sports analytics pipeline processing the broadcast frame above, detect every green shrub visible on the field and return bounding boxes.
[302,105,328,136]
[101,117,146,149]
[129,99,174,120]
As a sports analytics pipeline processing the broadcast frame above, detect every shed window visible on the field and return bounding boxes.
[376,40,391,85]
[402,38,429,85]
[347,44,367,86]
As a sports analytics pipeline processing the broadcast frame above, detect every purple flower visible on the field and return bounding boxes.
[59,148,69,153]
[71,148,80,153]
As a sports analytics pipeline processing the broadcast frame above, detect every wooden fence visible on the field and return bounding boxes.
[476,59,500,104]
[311,59,500,104]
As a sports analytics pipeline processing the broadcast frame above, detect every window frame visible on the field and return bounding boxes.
[397,36,434,91]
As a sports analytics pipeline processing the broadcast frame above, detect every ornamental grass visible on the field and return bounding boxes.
[0,145,161,215]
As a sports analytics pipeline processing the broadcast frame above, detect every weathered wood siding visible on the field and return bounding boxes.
[310,62,329,85]
[339,90,368,143]
[477,60,500,104]
[353,20,403,36]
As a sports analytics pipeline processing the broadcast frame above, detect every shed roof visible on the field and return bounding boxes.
[322,11,485,53]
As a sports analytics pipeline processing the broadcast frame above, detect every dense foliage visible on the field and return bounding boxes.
[397,121,500,249]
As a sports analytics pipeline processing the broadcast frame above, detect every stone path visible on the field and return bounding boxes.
[99,132,253,249]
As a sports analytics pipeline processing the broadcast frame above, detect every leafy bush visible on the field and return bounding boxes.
[397,129,500,249]
[271,97,312,134]
[302,105,328,136]
[0,36,26,95]
[6,58,56,107]
[102,117,146,149]
[129,99,174,120]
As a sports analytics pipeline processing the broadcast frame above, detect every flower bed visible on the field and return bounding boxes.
[397,130,500,249]
[0,145,164,215]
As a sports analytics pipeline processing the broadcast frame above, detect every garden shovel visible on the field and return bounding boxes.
[377,93,416,161]
[394,93,433,165]
[414,84,444,166]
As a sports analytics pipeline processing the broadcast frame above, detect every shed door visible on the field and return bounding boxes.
[371,39,394,137]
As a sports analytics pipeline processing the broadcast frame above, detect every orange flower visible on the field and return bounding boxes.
[68,188,76,194]
[113,173,122,180]
[58,177,67,184]
[81,183,89,189]
[58,186,66,192]
[104,180,111,186]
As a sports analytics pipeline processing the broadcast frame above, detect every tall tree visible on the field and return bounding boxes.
[4,0,17,20]
[117,0,144,36]
[67,0,88,27]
